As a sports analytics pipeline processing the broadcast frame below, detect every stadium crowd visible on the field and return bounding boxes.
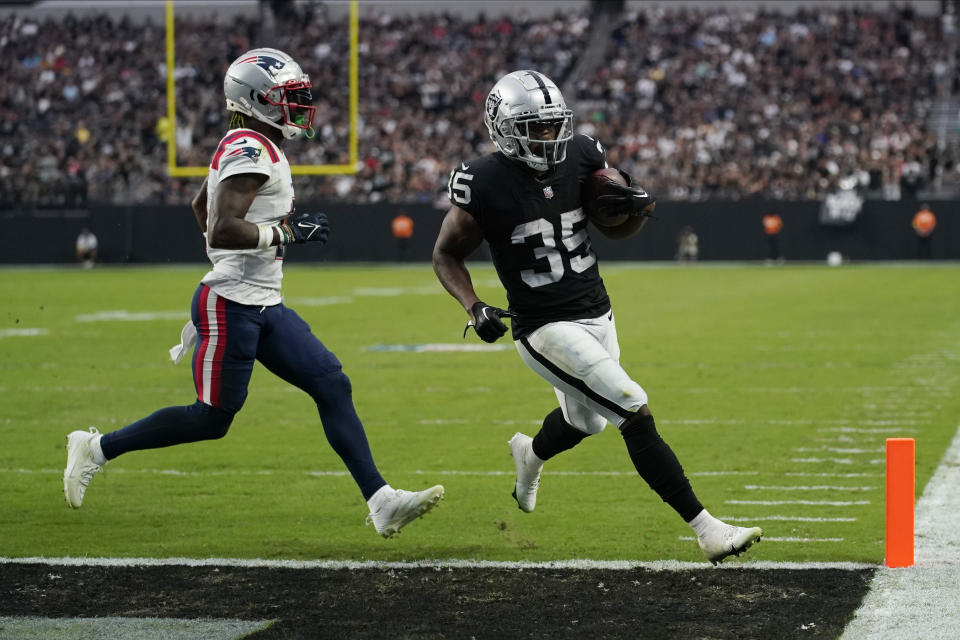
[0,4,956,208]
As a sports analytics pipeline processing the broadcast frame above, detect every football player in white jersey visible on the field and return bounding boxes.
[433,70,761,563]
[63,48,444,538]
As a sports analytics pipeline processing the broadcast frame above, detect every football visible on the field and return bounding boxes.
[581,168,630,228]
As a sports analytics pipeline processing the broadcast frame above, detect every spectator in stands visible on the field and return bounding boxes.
[75,227,98,268]
[675,225,698,262]
[911,203,937,259]
[0,5,954,206]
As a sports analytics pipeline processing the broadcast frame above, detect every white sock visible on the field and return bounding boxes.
[366,484,393,511]
[687,509,720,537]
[89,435,108,466]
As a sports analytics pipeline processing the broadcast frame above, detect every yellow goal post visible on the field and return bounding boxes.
[164,0,359,177]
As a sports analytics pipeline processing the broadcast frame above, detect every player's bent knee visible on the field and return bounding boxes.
[188,401,235,440]
[569,411,607,435]
[310,369,352,409]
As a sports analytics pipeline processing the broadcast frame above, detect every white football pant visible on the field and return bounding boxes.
[515,310,647,434]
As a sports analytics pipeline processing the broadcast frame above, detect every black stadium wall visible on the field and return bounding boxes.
[1,199,955,264]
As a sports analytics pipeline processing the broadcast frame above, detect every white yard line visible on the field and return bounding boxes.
[717,516,857,523]
[791,457,885,465]
[839,424,960,640]
[726,499,870,506]
[744,485,876,492]
[678,536,844,543]
[0,556,874,571]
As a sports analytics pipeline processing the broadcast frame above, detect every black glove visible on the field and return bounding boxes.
[596,171,656,219]
[464,301,516,343]
[278,212,330,245]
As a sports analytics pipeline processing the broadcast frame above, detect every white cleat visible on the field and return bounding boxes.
[509,432,543,513]
[64,427,105,509]
[366,485,444,538]
[698,522,763,565]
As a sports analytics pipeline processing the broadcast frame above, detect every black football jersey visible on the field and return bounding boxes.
[448,133,611,339]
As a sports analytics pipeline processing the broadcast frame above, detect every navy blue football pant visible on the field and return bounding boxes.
[99,284,387,500]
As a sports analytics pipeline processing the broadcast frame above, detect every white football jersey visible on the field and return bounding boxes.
[201,128,293,306]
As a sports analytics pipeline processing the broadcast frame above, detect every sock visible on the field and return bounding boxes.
[366,484,393,511]
[531,408,589,461]
[620,412,704,522]
[687,509,720,536]
[89,435,107,466]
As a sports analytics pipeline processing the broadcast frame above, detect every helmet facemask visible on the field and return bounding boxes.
[506,114,573,172]
[259,80,316,139]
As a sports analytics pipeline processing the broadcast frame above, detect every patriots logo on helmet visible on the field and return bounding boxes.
[238,54,286,74]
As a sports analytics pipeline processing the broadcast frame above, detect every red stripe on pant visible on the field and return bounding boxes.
[209,293,228,407]
[193,286,210,400]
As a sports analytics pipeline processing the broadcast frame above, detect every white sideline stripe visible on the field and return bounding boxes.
[0,468,759,478]
[726,500,870,506]
[744,485,876,491]
[0,557,875,571]
[840,423,960,640]
[717,516,857,522]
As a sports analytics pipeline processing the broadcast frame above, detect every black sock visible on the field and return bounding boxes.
[531,408,589,461]
[620,413,703,522]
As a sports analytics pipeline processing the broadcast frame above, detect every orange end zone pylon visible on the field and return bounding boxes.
[885,437,915,568]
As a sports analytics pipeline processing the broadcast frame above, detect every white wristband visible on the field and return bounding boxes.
[256,224,275,250]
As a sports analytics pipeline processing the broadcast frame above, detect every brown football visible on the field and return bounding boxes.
[581,168,630,227]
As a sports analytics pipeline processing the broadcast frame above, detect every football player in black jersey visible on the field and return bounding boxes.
[433,70,762,564]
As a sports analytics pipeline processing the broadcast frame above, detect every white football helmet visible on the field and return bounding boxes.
[483,70,574,172]
[223,48,315,140]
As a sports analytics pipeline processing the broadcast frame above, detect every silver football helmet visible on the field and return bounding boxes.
[224,48,315,140]
[483,70,574,172]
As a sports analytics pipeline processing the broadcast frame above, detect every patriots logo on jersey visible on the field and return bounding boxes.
[238,54,286,74]
[225,145,262,161]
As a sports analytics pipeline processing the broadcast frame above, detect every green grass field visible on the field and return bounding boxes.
[1,263,958,565]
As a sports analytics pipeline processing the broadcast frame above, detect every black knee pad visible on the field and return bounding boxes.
[188,401,234,440]
[619,413,662,451]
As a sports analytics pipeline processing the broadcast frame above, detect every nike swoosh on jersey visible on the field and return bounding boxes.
[461,162,470,170]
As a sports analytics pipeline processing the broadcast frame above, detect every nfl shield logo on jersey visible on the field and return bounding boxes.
[543,186,554,199]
